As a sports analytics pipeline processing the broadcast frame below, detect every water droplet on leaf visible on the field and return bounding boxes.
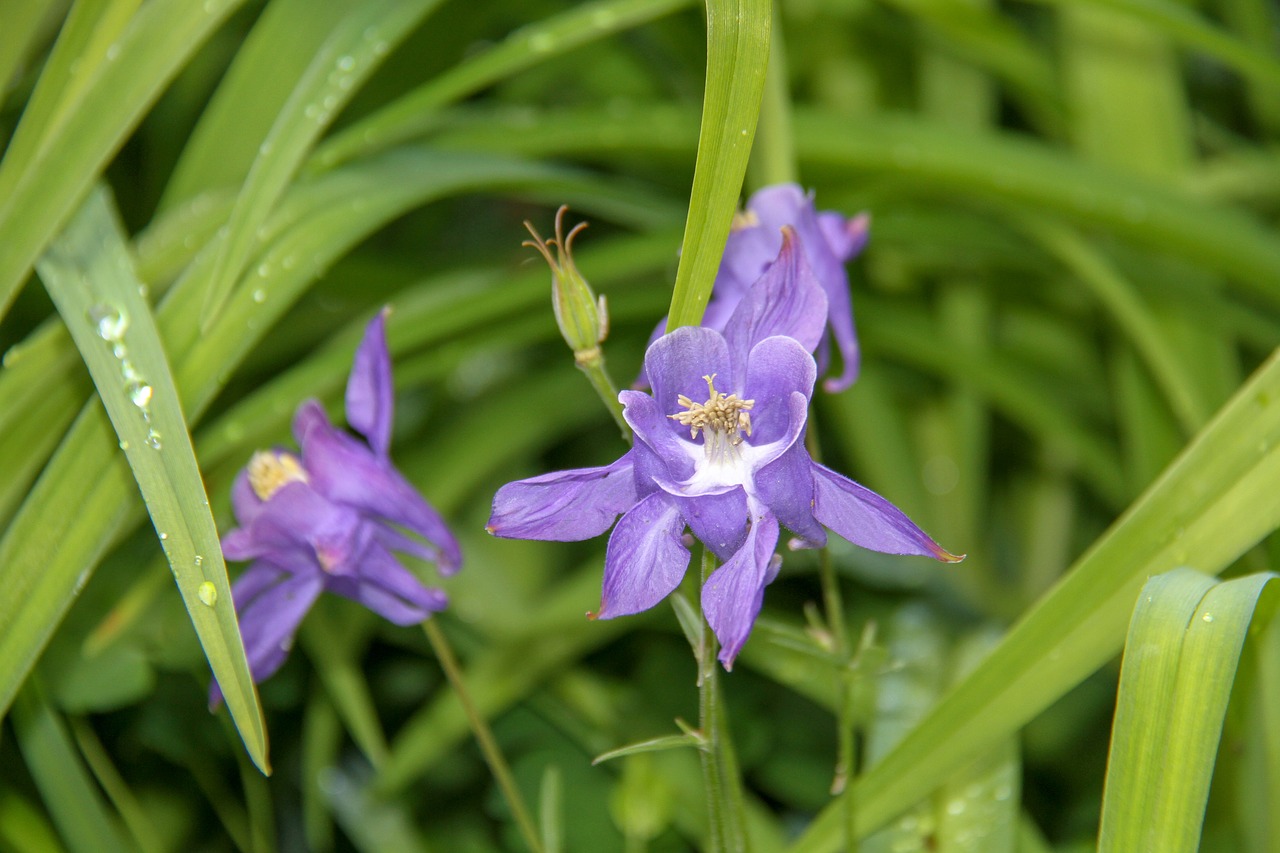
[198,582,217,606]
[89,304,129,342]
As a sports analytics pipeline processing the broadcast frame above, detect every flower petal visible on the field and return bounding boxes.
[622,390,695,483]
[665,485,748,562]
[488,452,637,541]
[741,336,816,445]
[811,463,962,561]
[210,566,324,706]
[346,308,394,457]
[754,429,826,548]
[328,540,448,625]
[702,508,780,668]
[229,469,264,527]
[596,492,690,619]
[297,400,462,573]
[236,481,360,576]
[644,326,733,430]
[818,210,870,263]
[723,228,828,375]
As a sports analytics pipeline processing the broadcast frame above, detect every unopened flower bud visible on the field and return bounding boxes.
[524,206,609,366]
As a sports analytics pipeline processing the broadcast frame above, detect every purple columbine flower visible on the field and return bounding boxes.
[641,184,869,393]
[490,230,958,668]
[211,309,461,705]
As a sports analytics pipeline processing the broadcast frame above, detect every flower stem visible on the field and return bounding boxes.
[806,425,859,852]
[423,620,544,853]
[576,350,630,442]
[698,549,750,852]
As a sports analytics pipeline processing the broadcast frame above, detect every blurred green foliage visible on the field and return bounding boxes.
[2,0,1280,851]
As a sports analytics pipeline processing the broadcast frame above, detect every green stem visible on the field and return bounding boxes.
[747,2,797,191]
[698,549,750,852]
[807,426,858,852]
[577,352,630,442]
[424,619,545,853]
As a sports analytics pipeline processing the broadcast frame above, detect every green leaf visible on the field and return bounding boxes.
[33,186,268,773]
[11,680,130,853]
[311,0,698,171]
[789,346,1280,851]
[1099,569,1279,853]
[197,0,442,324]
[665,0,770,330]
[0,0,248,321]
[592,733,705,765]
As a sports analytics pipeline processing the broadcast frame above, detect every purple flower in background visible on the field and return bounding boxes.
[211,309,460,705]
[490,231,958,668]
[641,184,869,393]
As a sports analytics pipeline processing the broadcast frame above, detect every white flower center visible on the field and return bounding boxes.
[669,375,755,480]
[247,450,310,501]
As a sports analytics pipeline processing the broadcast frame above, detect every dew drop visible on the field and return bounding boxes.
[252,289,267,303]
[1202,612,1214,623]
[194,555,204,568]
[198,581,217,607]
[128,382,153,408]
[282,254,298,270]
[159,531,169,541]
[118,439,130,450]
[256,263,270,278]
[89,304,129,342]
[945,798,966,816]
[146,429,163,450]
[259,140,273,156]
[137,283,149,298]
[337,54,356,72]
[105,43,121,61]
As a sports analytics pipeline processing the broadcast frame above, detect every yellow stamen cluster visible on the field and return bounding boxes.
[669,374,754,446]
[731,209,760,231]
[247,450,310,501]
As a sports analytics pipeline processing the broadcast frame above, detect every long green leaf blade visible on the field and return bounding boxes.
[665,0,770,330]
[1099,569,1279,853]
[34,186,268,773]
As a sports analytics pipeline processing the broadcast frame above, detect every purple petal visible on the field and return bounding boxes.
[645,327,733,431]
[754,431,826,548]
[818,211,870,262]
[622,390,695,483]
[346,308,394,457]
[702,507,780,669]
[297,401,462,573]
[820,267,860,393]
[665,485,748,562]
[595,492,690,619]
[327,540,448,625]
[488,452,636,541]
[229,469,264,527]
[237,481,361,576]
[741,336,817,445]
[723,228,828,374]
[811,463,962,561]
[211,567,324,706]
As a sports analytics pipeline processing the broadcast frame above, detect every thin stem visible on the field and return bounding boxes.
[806,424,858,852]
[577,353,630,442]
[698,549,750,852]
[424,619,545,853]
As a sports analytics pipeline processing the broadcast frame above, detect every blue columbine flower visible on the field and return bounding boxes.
[641,184,869,393]
[211,309,460,705]
[489,230,957,668]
